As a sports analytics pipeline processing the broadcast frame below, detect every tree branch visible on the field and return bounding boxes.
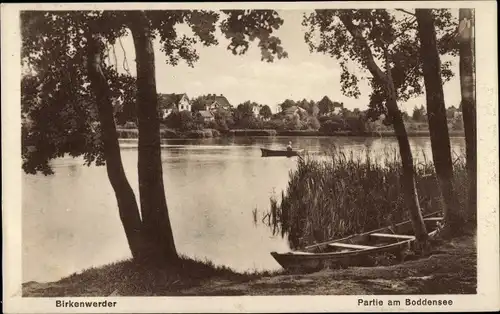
[338,14,388,83]
[396,9,416,16]
[394,18,417,38]
[383,45,393,83]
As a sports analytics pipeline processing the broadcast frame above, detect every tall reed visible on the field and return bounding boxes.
[267,146,470,249]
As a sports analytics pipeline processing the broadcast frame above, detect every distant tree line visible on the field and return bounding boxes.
[117,96,465,135]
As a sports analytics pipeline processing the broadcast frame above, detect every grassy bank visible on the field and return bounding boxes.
[266,148,472,249]
[22,232,476,296]
[22,255,280,297]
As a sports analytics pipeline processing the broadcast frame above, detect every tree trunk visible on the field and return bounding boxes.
[416,9,461,235]
[127,11,179,263]
[458,9,477,221]
[85,32,144,259]
[385,93,429,244]
[382,48,429,245]
[338,14,428,244]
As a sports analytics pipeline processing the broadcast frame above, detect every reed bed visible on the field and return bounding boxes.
[266,147,470,249]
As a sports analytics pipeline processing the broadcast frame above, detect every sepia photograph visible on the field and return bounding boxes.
[2,1,499,313]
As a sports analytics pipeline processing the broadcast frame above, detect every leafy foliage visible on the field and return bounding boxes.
[190,95,208,112]
[220,10,288,62]
[213,109,234,131]
[259,105,273,119]
[21,10,288,175]
[165,111,202,131]
[412,105,427,122]
[233,101,260,128]
[303,9,459,120]
[278,99,296,112]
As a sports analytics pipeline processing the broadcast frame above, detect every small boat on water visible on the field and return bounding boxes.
[261,148,304,157]
[271,211,443,272]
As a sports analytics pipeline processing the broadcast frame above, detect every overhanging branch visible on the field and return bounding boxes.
[396,9,416,16]
[394,18,417,38]
[338,14,387,83]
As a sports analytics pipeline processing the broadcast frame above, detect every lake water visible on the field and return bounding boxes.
[22,136,466,283]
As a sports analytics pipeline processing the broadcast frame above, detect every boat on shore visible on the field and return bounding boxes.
[261,148,304,157]
[270,211,443,272]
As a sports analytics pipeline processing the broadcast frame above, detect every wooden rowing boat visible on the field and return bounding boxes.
[270,211,443,272]
[261,148,304,157]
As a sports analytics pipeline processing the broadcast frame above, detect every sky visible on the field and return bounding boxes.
[111,9,462,114]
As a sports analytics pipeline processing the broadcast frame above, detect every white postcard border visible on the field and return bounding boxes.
[2,1,499,313]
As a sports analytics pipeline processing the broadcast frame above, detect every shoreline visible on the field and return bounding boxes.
[117,128,466,140]
[22,232,476,296]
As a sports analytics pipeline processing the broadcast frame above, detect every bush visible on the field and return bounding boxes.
[211,129,221,137]
[319,120,344,134]
[213,110,234,131]
[116,129,139,138]
[284,115,306,130]
[264,119,286,131]
[451,118,464,131]
[160,129,180,138]
[165,111,203,131]
[204,120,218,130]
[234,116,265,129]
[307,116,321,130]
[120,121,137,129]
[185,129,215,138]
[177,129,221,138]
[344,116,366,134]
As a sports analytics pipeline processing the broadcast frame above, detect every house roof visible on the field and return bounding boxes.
[158,93,187,109]
[200,94,232,109]
[198,110,213,118]
[318,96,333,107]
[283,105,306,115]
[213,95,232,108]
[200,99,217,107]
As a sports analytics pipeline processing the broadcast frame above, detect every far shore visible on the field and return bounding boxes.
[117,128,466,140]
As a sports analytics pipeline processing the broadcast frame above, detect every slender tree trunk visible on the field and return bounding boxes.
[384,69,429,244]
[390,108,429,242]
[339,14,428,244]
[458,9,477,221]
[86,32,144,259]
[416,9,461,235]
[127,11,178,263]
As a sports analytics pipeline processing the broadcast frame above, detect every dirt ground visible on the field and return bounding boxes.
[22,233,476,297]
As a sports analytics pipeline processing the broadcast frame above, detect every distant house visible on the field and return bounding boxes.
[282,105,307,118]
[199,94,232,112]
[453,111,463,119]
[446,106,462,121]
[196,110,215,122]
[318,96,343,116]
[252,104,262,117]
[158,93,192,118]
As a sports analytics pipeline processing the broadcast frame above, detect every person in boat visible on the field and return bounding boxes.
[286,141,293,152]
